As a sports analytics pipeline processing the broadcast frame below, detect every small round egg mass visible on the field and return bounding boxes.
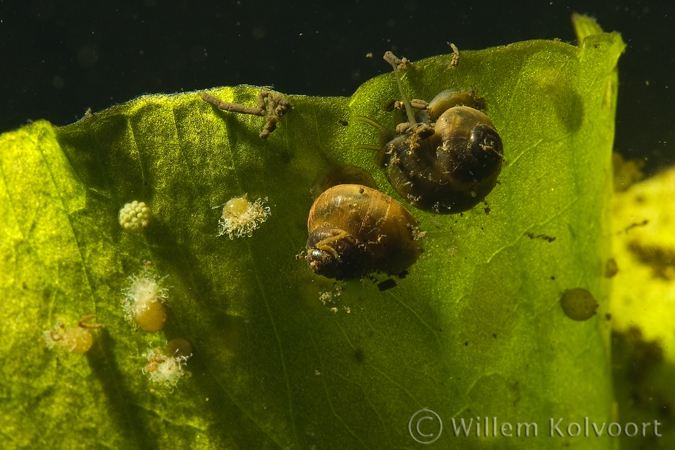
[224,197,250,216]
[561,288,598,321]
[121,265,169,332]
[60,326,94,353]
[135,299,167,332]
[119,200,152,233]
[43,314,102,354]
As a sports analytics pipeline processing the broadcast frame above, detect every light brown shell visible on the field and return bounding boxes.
[306,184,422,279]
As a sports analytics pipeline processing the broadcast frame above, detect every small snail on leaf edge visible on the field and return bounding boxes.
[355,51,504,214]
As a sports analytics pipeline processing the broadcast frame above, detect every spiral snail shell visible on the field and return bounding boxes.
[357,52,504,214]
[306,184,423,280]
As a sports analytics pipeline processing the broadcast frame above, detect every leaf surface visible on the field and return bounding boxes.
[0,25,624,449]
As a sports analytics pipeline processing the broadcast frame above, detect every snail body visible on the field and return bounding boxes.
[377,93,503,213]
[306,184,422,280]
[358,52,504,214]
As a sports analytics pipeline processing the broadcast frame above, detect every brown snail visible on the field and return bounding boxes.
[306,184,423,280]
[356,52,504,214]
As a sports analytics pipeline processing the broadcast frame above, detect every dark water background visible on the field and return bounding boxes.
[1,0,673,174]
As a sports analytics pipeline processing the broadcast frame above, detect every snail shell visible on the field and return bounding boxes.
[362,89,504,214]
[426,88,487,121]
[306,184,422,280]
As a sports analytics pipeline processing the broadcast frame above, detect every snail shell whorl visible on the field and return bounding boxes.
[306,184,422,279]
[378,104,503,213]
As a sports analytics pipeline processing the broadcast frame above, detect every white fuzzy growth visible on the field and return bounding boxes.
[217,195,271,239]
[121,269,168,328]
[142,347,191,388]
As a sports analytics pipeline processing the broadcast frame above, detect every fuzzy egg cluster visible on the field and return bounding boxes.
[143,346,191,388]
[218,195,270,239]
[119,201,152,233]
[122,269,168,331]
[43,315,101,354]
[43,324,93,353]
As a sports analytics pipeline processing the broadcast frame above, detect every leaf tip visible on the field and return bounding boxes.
[571,13,605,46]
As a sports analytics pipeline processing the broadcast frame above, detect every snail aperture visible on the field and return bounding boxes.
[306,184,423,280]
[357,52,504,214]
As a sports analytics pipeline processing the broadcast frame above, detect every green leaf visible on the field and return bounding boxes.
[0,23,624,449]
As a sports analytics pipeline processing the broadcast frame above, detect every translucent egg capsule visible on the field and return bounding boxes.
[561,288,598,321]
[122,263,169,331]
[119,200,152,233]
[43,314,102,354]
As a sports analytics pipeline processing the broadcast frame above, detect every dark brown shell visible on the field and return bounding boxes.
[306,184,422,279]
[359,88,504,214]
[378,105,503,213]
